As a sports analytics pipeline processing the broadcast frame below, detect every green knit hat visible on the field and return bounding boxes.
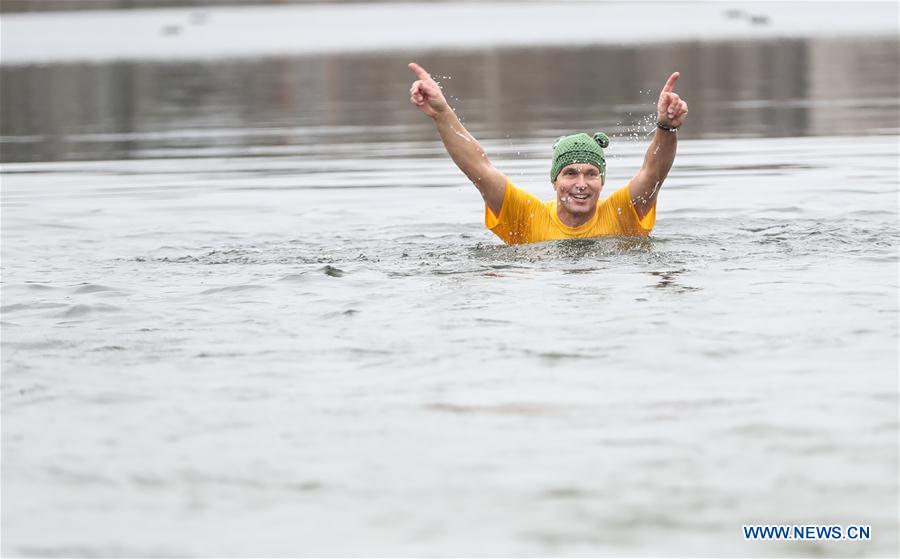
[550,132,610,182]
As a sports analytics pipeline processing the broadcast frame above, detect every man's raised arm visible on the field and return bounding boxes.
[408,62,507,215]
[629,72,689,219]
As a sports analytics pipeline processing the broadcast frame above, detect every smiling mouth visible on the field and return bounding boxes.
[570,192,590,200]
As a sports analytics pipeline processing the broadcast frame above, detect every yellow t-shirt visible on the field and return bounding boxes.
[485,180,656,245]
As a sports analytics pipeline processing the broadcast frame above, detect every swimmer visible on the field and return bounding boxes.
[408,62,688,244]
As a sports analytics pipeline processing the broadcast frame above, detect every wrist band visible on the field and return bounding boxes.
[656,122,678,132]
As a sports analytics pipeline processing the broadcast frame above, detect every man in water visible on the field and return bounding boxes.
[407,62,689,244]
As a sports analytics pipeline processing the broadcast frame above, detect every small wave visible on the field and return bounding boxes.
[522,348,604,360]
[277,273,308,282]
[3,339,72,350]
[36,222,83,230]
[539,487,596,500]
[16,545,184,559]
[138,246,328,266]
[72,284,122,294]
[429,267,483,276]
[174,469,324,492]
[57,303,122,318]
[727,422,818,437]
[345,346,393,356]
[738,219,900,255]
[193,350,276,358]
[89,345,127,352]
[45,464,116,487]
[425,402,562,416]
[321,308,359,319]
[79,392,152,405]
[1,302,68,313]
[199,284,266,295]
[475,317,513,324]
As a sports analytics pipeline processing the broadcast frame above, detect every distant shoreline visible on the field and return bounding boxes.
[0,0,480,14]
[2,1,897,65]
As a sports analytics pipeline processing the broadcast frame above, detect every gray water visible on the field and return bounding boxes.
[2,4,899,557]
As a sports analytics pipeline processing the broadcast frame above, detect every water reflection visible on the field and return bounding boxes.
[1,36,897,162]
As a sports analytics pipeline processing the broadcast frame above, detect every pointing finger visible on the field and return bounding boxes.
[662,71,680,93]
[408,62,432,82]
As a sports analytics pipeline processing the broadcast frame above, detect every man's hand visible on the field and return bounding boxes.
[657,72,689,129]
[408,62,451,119]
[629,72,687,220]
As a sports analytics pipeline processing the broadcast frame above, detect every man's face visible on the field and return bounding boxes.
[553,162,604,217]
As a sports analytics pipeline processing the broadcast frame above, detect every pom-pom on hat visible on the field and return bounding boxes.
[550,132,610,182]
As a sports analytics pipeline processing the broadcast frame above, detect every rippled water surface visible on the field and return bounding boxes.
[2,4,899,557]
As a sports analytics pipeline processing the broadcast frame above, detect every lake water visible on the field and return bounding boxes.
[2,3,899,557]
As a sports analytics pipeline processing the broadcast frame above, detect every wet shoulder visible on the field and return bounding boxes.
[597,183,655,236]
